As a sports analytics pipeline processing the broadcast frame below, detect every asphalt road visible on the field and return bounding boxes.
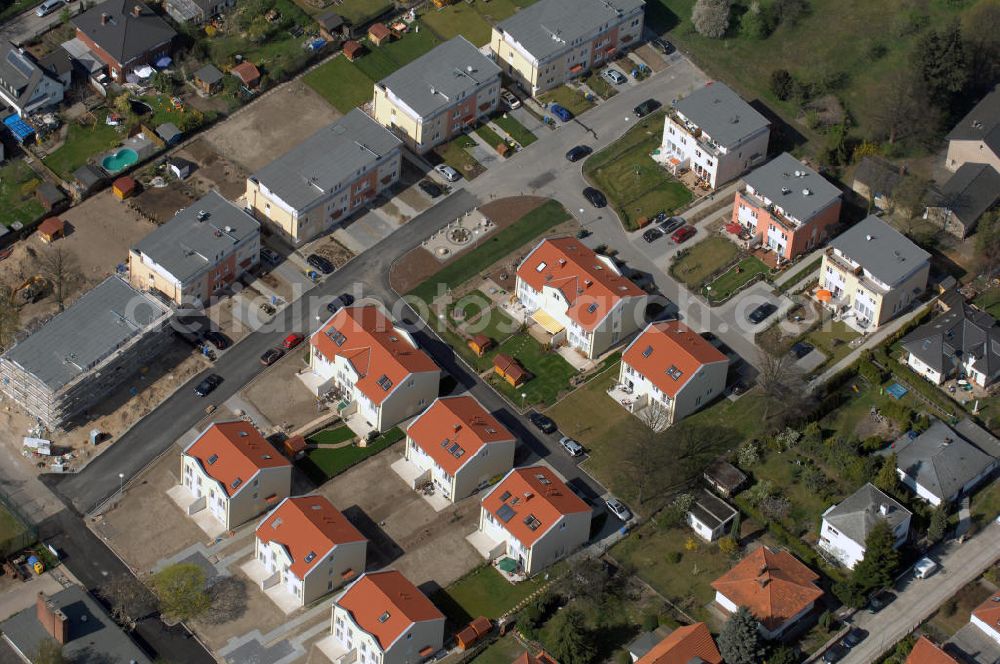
[0,0,81,45]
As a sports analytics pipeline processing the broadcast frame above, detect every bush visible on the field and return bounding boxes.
[770,69,794,101]
[666,551,682,564]
[642,613,659,632]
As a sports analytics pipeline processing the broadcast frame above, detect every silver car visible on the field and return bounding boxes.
[558,436,584,457]
[434,164,460,182]
[603,68,627,85]
[605,497,632,521]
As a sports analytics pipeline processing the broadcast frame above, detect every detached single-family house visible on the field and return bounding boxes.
[372,36,501,154]
[615,320,728,428]
[72,0,176,83]
[905,636,959,664]
[328,570,445,664]
[893,419,999,506]
[515,237,647,359]
[971,596,1000,646]
[902,292,1000,389]
[687,489,738,542]
[852,157,906,214]
[251,496,367,608]
[475,466,591,577]
[179,421,292,531]
[306,305,440,436]
[732,152,843,261]
[818,215,930,329]
[401,396,515,503]
[711,546,823,639]
[128,190,259,306]
[0,43,66,118]
[945,86,999,174]
[246,109,402,244]
[489,0,645,96]
[635,622,722,664]
[658,82,770,190]
[818,483,911,569]
[925,162,999,238]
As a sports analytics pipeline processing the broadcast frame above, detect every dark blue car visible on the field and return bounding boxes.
[549,103,573,122]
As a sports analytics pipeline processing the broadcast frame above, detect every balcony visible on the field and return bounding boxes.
[667,107,721,156]
[824,248,863,277]
[739,191,801,231]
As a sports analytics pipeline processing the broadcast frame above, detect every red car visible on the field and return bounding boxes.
[283,333,305,349]
[671,225,696,244]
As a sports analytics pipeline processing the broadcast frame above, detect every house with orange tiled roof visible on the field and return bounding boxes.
[515,237,647,359]
[635,622,722,664]
[245,496,366,611]
[177,421,292,533]
[711,546,824,639]
[325,570,445,664]
[398,396,516,505]
[972,595,1000,646]
[513,651,558,664]
[305,305,440,436]
[905,636,958,664]
[614,320,728,429]
[471,465,591,578]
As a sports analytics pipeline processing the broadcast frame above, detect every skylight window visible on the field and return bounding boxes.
[304,551,317,563]
[535,261,547,272]
[641,345,653,358]
[207,454,219,465]
[378,611,391,623]
[500,491,511,502]
[327,329,347,347]
[524,515,542,531]
[231,477,242,489]
[376,374,393,391]
[535,474,551,485]
[587,303,599,314]
[666,365,683,380]
[441,439,450,448]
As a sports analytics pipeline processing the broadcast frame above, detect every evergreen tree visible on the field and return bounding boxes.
[927,503,949,543]
[718,606,764,664]
[851,521,900,594]
[548,608,594,664]
[874,454,901,496]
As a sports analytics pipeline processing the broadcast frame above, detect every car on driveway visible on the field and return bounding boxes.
[282,333,304,349]
[651,38,675,54]
[671,225,696,243]
[634,99,661,117]
[203,330,229,350]
[260,348,284,366]
[559,436,584,457]
[841,628,867,649]
[603,68,627,85]
[500,88,521,110]
[605,497,632,521]
[434,164,461,182]
[747,302,777,324]
[583,187,607,208]
[642,227,663,243]
[306,253,335,274]
[194,373,222,397]
[418,180,442,198]
[822,645,848,663]
[566,145,592,162]
[549,103,573,122]
[528,411,557,434]
[659,216,685,233]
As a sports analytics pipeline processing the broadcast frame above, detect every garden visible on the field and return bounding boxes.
[492,114,537,147]
[703,256,770,303]
[538,85,595,117]
[0,160,45,228]
[297,426,404,484]
[435,135,486,181]
[42,109,123,180]
[419,0,538,46]
[669,235,740,290]
[431,564,557,626]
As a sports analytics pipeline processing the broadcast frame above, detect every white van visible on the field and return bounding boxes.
[914,557,939,579]
[36,0,65,16]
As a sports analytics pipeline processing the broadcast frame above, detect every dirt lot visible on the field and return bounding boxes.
[202,80,342,173]
[242,351,325,434]
[317,448,482,591]
[389,196,551,294]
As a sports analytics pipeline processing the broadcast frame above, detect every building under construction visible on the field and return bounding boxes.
[0,276,174,430]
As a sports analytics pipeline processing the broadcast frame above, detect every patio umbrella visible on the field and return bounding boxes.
[816,289,833,302]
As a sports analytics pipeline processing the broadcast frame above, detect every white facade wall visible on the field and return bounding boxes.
[906,353,945,385]
[331,608,444,664]
[661,116,770,189]
[523,510,591,576]
[619,360,674,418]
[376,370,440,432]
[672,361,728,422]
[972,615,1000,646]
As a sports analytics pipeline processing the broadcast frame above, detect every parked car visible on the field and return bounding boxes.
[659,216,685,233]
[642,227,663,243]
[500,88,521,110]
[326,293,355,314]
[194,373,223,397]
[914,557,939,579]
[867,590,895,613]
[565,145,592,162]
[260,247,280,264]
[651,38,675,54]
[282,333,304,349]
[306,253,335,274]
[549,103,573,122]
[559,436,584,457]
[260,348,284,366]
[822,645,848,664]
[528,411,557,434]
[605,497,632,521]
[36,0,64,16]
[603,68,627,85]
[583,187,607,208]
[747,302,777,324]
[434,164,460,182]
[633,99,661,118]
[790,341,814,359]
[203,330,229,350]
[671,225,696,243]
[841,629,867,649]
[418,180,443,198]
[576,229,592,239]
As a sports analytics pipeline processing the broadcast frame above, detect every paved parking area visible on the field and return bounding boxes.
[316,447,483,591]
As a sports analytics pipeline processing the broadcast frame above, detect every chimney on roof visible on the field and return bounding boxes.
[453,423,461,432]
[879,503,891,517]
[36,593,69,645]
[100,12,110,24]
[131,4,142,17]
[865,234,873,242]
[523,491,533,500]
[558,259,567,266]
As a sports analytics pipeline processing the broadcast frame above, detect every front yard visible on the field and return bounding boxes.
[0,160,44,228]
[431,565,555,625]
[538,85,595,117]
[298,427,404,485]
[580,71,618,99]
[800,319,860,370]
[583,111,693,230]
[669,236,740,289]
[703,256,769,303]
[492,114,537,147]
[436,135,487,181]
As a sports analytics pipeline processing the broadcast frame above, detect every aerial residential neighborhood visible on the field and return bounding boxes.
[0,0,995,663]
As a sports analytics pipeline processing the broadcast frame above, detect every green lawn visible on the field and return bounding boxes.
[974,287,1000,319]
[971,480,1000,528]
[669,236,740,289]
[583,111,692,230]
[353,24,441,81]
[580,71,618,99]
[408,199,570,303]
[431,565,553,625]
[0,502,32,558]
[333,0,392,24]
[303,57,377,113]
[470,635,527,664]
[475,124,506,153]
[43,110,123,180]
[452,291,519,343]
[487,333,578,408]
[492,115,537,146]
[538,85,595,117]
[703,256,770,303]
[308,425,355,446]
[421,0,536,45]
[436,137,486,181]
[298,427,403,484]
[0,160,44,228]
[802,320,860,371]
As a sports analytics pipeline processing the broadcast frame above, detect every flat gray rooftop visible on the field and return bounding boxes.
[743,152,842,223]
[1,276,172,392]
[674,81,770,148]
[829,215,930,287]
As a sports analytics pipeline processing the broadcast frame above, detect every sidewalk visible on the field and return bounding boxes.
[774,246,825,288]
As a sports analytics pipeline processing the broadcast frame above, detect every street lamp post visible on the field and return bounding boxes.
[521,392,527,410]
[118,472,124,499]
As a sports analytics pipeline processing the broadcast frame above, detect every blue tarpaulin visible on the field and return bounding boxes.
[3,114,34,143]
[886,383,908,400]
[155,56,172,68]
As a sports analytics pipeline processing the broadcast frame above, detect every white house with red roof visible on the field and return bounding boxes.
[515,237,647,359]
[324,570,445,664]
[246,496,367,611]
[972,595,1000,646]
[471,465,591,578]
[614,321,728,429]
[306,305,441,436]
[176,421,292,533]
[398,396,516,505]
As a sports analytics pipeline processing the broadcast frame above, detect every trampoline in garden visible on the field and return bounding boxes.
[886,383,908,400]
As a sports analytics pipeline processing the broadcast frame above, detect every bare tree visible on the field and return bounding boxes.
[757,344,811,431]
[869,70,926,146]
[619,420,669,507]
[202,576,248,625]
[38,246,81,312]
[99,575,157,629]
[0,282,19,351]
[691,0,731,38]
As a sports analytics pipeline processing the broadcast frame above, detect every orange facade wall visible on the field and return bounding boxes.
[731,193,842,260]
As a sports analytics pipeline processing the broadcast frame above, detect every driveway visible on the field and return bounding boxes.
[838,521,1000,664]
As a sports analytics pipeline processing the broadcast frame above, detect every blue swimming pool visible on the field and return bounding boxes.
[101,148,139,173]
